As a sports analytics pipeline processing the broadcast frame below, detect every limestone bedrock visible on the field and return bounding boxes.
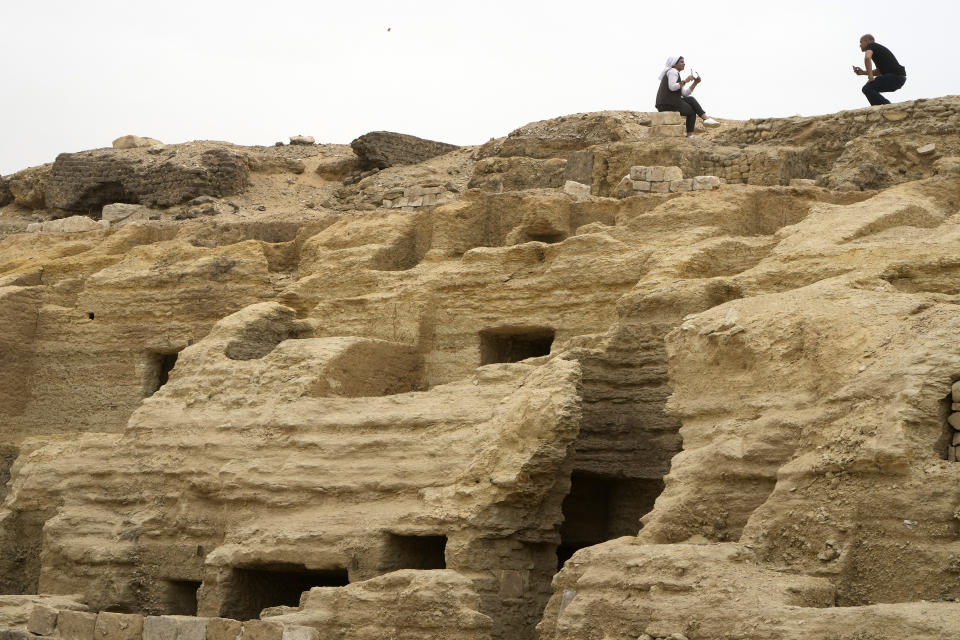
[2,96,960,640]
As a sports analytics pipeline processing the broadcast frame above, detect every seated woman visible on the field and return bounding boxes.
[655,56,720,137]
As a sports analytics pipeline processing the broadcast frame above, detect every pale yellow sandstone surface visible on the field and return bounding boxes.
[2,97,960,640]
[0,595,86,630]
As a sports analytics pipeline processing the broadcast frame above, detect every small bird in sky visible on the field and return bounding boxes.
[387,27,391,32]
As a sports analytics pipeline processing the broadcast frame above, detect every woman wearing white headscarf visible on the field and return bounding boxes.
[655,56,719,137]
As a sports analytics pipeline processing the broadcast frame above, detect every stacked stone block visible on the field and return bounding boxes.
[648,112,685,137]
[946,381,960,461]
[693,147,810,186]
[55,612,96,640]
[625,166,721,194]
[382,182,449,208]
[696,150,752,184]
[468,156,567,192]
[27,606,59,636]
[8,607,319,640]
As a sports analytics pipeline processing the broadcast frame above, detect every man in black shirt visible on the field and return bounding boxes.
[853,34,907,105]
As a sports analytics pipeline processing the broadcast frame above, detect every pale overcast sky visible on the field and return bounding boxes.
[1,0,956,174]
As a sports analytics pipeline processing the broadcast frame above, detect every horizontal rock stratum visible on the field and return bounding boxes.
[2,96,960,640]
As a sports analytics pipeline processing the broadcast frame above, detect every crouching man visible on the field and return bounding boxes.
[853,34,906,106]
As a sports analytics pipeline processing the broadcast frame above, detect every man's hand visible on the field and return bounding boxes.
[853,66,866,76]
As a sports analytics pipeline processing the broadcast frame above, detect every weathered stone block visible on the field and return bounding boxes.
[631,180,651,192]
[646,167,666,182]
[650,124,684,137]
[204,619,242,640]
[669,179,693,192]
[693,175,722,190]
[789,178,817,186]
[27,604,59,636]
[562,180,591,200]
[947,413,960,430]
[288,136,315,145]
[952,380,960,402]
[142,617,177,640]
[662,167,683,181]
[916,143,936,155]
[174,617,206,640]
[629,166,649,181]
[141,617,206,640]
[58,611,97,640]
[650,111,683,126]
[113,135,163,149]
[102,203,150,223]
[94,613,143,640]
[650,182,671,193]
[0,629,30,640]
[243,620,283,640]
[280,626,318,640]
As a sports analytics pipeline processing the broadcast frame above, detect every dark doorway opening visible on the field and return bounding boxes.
[527,233,565,244]
[556,472,664,570]
[160,580,200,615]
[78,182,137,214]
[220,564,349,620]
[380,534,447,571]
[0,509,48,595]
[479,327,555,365]
[144,351,180,397]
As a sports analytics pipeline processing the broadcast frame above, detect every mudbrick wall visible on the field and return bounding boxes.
[45,147,250,212]
[3,96,960,640]
[350,131,459,170]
